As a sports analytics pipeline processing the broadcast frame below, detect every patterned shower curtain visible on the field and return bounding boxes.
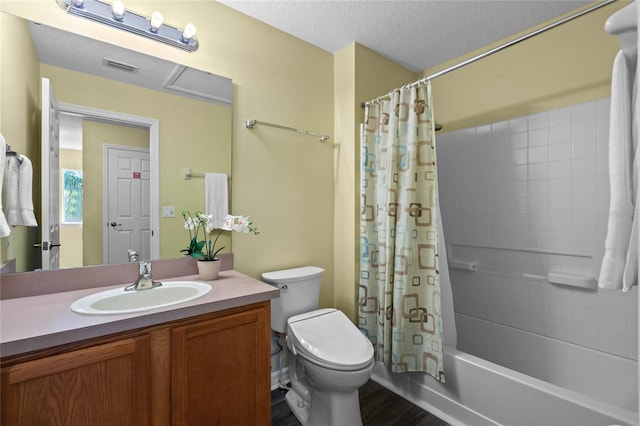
[358,82,445,382]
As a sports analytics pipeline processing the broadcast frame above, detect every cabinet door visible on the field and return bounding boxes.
[172,304,270,425]
[1,336,151,426]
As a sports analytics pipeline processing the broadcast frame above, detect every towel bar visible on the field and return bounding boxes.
[448,259,479,271]
[547,271,597,290]
[183,168,230,180]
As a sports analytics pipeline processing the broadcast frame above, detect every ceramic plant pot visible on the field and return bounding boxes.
[197,259,220,280]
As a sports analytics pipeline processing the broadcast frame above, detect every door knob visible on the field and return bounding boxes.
[33,241,61,250]
[110,222,122,227]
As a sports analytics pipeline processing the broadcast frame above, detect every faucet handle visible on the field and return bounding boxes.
[139,260,151,277]
[128,249,140,262]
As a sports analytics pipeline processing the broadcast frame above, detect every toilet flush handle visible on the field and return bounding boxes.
[280,284,288,291]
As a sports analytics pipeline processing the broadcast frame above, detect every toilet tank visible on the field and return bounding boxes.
[261,266,324,333]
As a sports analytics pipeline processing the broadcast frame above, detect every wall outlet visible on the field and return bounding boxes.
[162,206,175,218]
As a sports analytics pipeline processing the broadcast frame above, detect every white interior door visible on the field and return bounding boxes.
[104,146,150,264]
[40,78,61,270]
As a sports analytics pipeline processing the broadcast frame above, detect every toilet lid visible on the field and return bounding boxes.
[287,308,374,370]
[261,266,324,283]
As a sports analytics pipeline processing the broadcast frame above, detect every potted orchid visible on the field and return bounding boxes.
[181,210,259,280]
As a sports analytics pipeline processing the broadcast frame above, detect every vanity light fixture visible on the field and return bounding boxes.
[149,11,163,33]
[55,0,199,52]
[111,0,124,21]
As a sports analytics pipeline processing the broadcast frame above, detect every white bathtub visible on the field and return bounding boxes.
[372,341,638,426]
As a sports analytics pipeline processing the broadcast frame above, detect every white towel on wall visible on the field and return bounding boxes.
[599,50,638,291]
[18,156,37,226]
[7,156,22,225]
[205,173,228,229]
[0,134,10,237]
[7,155,38,227]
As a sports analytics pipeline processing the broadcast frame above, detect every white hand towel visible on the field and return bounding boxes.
[205,173,228,229]
[624,18,640,292]
[0,134,10,237]
[599,51,636,290]
[6,156,22,226]
[7,155,38,227]
[18,156,37,227]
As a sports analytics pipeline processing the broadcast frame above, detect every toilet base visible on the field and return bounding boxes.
[285,386,364,426]
[285,388,310,424]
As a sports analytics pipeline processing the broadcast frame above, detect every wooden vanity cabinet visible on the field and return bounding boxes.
[172,307,271,425]
[1,336,151,425]
[1,302,271,426]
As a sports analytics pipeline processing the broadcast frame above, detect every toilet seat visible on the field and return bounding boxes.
[287,308,374,371]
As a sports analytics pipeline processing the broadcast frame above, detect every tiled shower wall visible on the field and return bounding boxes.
[437,98,638,360]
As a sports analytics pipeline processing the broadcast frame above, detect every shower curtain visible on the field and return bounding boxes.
[358,83,445,381]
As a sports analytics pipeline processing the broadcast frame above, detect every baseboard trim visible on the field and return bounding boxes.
[271,367,290,391]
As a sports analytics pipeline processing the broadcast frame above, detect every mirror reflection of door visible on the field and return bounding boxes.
[58,113,149,268]
[105,145,150,265]
[41,77,61,271]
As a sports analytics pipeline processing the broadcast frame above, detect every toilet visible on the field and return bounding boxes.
[262,266,374,426]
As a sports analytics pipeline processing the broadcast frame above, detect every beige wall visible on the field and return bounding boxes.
[59,148,82,268]
[1,1,625,315]
[214,6,335,308]
[333,43,418,319]
[0,13,40,272]
[2,1,335,307]
[82,120,149,266]
[424,1,626,133]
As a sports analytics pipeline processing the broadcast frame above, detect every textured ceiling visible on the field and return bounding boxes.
[218,0,594,72]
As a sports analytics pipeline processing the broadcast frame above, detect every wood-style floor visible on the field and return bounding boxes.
[271,380,449,426]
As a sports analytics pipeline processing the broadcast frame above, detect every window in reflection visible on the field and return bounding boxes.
[62,169,83,224]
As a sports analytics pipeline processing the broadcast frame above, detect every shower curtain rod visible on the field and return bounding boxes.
[362,0,617,107]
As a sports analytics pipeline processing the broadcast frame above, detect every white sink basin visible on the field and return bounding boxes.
[70,281,212,315]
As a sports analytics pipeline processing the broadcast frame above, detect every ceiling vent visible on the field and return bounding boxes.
[163,64,232,106]
[102,57,139,74]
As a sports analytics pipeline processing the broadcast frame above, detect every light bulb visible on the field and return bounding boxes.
[149,11,163,32]
[181,23,196,42]
[112,0,125,20]
[72,0,85,7]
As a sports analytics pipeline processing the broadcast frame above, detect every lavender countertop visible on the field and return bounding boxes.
[1,270,279,358]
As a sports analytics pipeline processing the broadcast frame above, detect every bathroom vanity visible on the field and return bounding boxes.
[0,258,278,425]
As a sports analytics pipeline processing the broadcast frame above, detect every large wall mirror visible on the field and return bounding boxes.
[0,12,233,274]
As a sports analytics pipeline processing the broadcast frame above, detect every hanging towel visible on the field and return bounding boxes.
[624,17,640,292]
[205,173,228,229]
[7,156,22,225]
[0,134,10,237]
[7,155,38,227]
[18,156,37,227]
[599,50,637,291]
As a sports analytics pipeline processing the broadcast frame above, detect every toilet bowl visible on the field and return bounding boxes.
[262,267,374,426]
[285,308,374,426]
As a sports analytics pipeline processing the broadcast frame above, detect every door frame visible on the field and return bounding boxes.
[58,102,160,261]
[102,144,151,265]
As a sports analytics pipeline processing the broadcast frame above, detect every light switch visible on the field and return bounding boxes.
[162,206,175,218]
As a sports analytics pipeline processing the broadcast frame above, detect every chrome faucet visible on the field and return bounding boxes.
[125,260,162,291]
